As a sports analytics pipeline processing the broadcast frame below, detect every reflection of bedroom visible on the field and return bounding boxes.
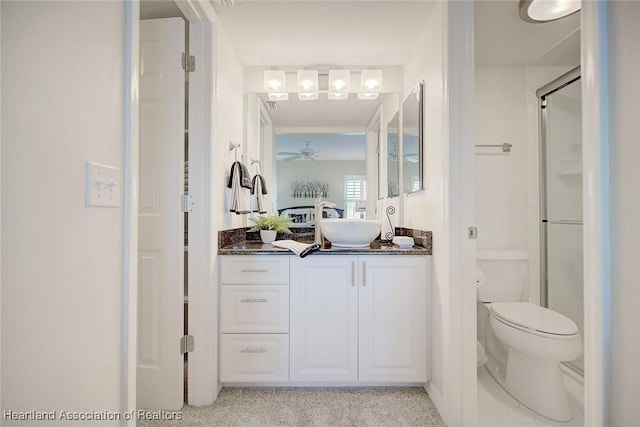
[275,133,367,224]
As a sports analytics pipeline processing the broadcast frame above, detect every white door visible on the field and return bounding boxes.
[290,257,358,381]
[359,256,427,382]
[137,17,185,410]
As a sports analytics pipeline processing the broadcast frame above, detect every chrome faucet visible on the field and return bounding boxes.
[314,196,336,244]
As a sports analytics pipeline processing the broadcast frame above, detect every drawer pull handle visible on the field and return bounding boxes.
[240,347,267,354]
[240,268,269,273]
[240,298,268,303]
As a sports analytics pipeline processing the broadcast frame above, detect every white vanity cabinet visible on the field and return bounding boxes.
[290,255,429,382]
[219,256,290,382]
[290,257,359,381]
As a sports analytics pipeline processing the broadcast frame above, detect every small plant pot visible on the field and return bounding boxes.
[260,230,277,244]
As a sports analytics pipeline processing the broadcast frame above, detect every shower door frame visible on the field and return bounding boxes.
[537,66,583,376]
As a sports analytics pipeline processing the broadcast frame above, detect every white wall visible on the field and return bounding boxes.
[1,1,124,423]
[403,2,476,424]
[475,67,528,250]
[214,24,245,231]
[607,2,640,424]
[276,160,365,211]
[402,0,446,415]
[0,0,3,412]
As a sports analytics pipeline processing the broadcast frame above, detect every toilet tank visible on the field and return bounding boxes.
[477,250,529,302]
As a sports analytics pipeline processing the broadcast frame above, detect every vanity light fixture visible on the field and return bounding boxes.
[263,68,383,101]
[264,70,288,101]
[519,0,581,23]
[358,92,379,101]
[298,92,319,101]
[268,92,289,101]
[297,70,319,101]
[264,69,286,92]
[359,69,382,100]
[328,69,350,101]
[328,92,349,100]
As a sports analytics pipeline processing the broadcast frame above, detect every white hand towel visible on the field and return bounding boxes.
[251,174,268,214]
[377,198,399,241]
[228,162,250,214]
[271,240,321,258]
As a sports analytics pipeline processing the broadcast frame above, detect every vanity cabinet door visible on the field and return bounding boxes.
[290,256,358,381]
[359,256,428,382]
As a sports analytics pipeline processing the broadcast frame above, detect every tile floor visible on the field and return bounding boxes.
[477,366,584,427]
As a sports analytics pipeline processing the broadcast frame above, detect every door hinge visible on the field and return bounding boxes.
[181,194,194,212]
[182,53,196,72]
[180,335,195,354]
[468,226,478,239]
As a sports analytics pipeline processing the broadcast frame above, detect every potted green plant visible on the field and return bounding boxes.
[249,214,293,244]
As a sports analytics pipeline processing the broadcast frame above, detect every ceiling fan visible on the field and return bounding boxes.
[277,141,320,162]
[404,152,419,163]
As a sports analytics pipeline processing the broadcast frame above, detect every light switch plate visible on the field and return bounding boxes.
[86,162,120,207]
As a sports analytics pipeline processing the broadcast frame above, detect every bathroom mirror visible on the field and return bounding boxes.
[402,81,424,193]
[251,93,399,223]
[274,131,367,224]
[387,110,400,197]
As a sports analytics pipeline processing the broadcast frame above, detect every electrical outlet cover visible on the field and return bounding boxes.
[86,162,120,207]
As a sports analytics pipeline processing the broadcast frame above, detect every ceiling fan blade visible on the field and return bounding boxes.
[309,156,318,163]
[276,151,300,155]
[282,155,301,161]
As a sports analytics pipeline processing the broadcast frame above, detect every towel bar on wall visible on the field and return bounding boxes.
[475,143,513,153]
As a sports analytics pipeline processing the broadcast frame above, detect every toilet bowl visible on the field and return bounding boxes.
[489,301,582,421]
[475,251,583,422]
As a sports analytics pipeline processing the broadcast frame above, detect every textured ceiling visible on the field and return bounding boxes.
[474,0,580,66]
[141,1,580,138]
[213,1,435,66]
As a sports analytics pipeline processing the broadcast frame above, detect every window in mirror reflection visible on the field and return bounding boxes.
[275,133,367,226]
[344,175,367,219]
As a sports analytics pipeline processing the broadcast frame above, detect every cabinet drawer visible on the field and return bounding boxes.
[220,256,289,285]
[221,285,289,333]
[220,334,289,382]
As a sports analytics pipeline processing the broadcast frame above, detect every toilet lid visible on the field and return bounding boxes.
[490,302,579,336]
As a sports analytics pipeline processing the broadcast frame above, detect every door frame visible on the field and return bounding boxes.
[442,1,476,425]
[581,2,608,425]
[123,0,218,422]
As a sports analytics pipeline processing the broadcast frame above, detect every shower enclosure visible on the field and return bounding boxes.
[537,67,583,375]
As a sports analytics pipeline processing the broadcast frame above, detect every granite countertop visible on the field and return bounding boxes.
[218,227,432,256]
[218,240,430,255]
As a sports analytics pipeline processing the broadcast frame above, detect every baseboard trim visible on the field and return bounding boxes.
[425,381,447,425]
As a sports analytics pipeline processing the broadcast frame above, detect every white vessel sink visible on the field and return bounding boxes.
[319,219,382,248]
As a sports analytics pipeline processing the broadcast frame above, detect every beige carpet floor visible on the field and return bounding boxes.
[138,387,445,427]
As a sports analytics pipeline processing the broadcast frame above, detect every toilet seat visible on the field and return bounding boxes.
[490,302,578,338]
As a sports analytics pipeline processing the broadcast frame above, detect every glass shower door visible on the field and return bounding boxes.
[540,71,583,374]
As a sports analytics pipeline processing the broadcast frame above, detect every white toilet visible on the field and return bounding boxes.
[477,250,582,422]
